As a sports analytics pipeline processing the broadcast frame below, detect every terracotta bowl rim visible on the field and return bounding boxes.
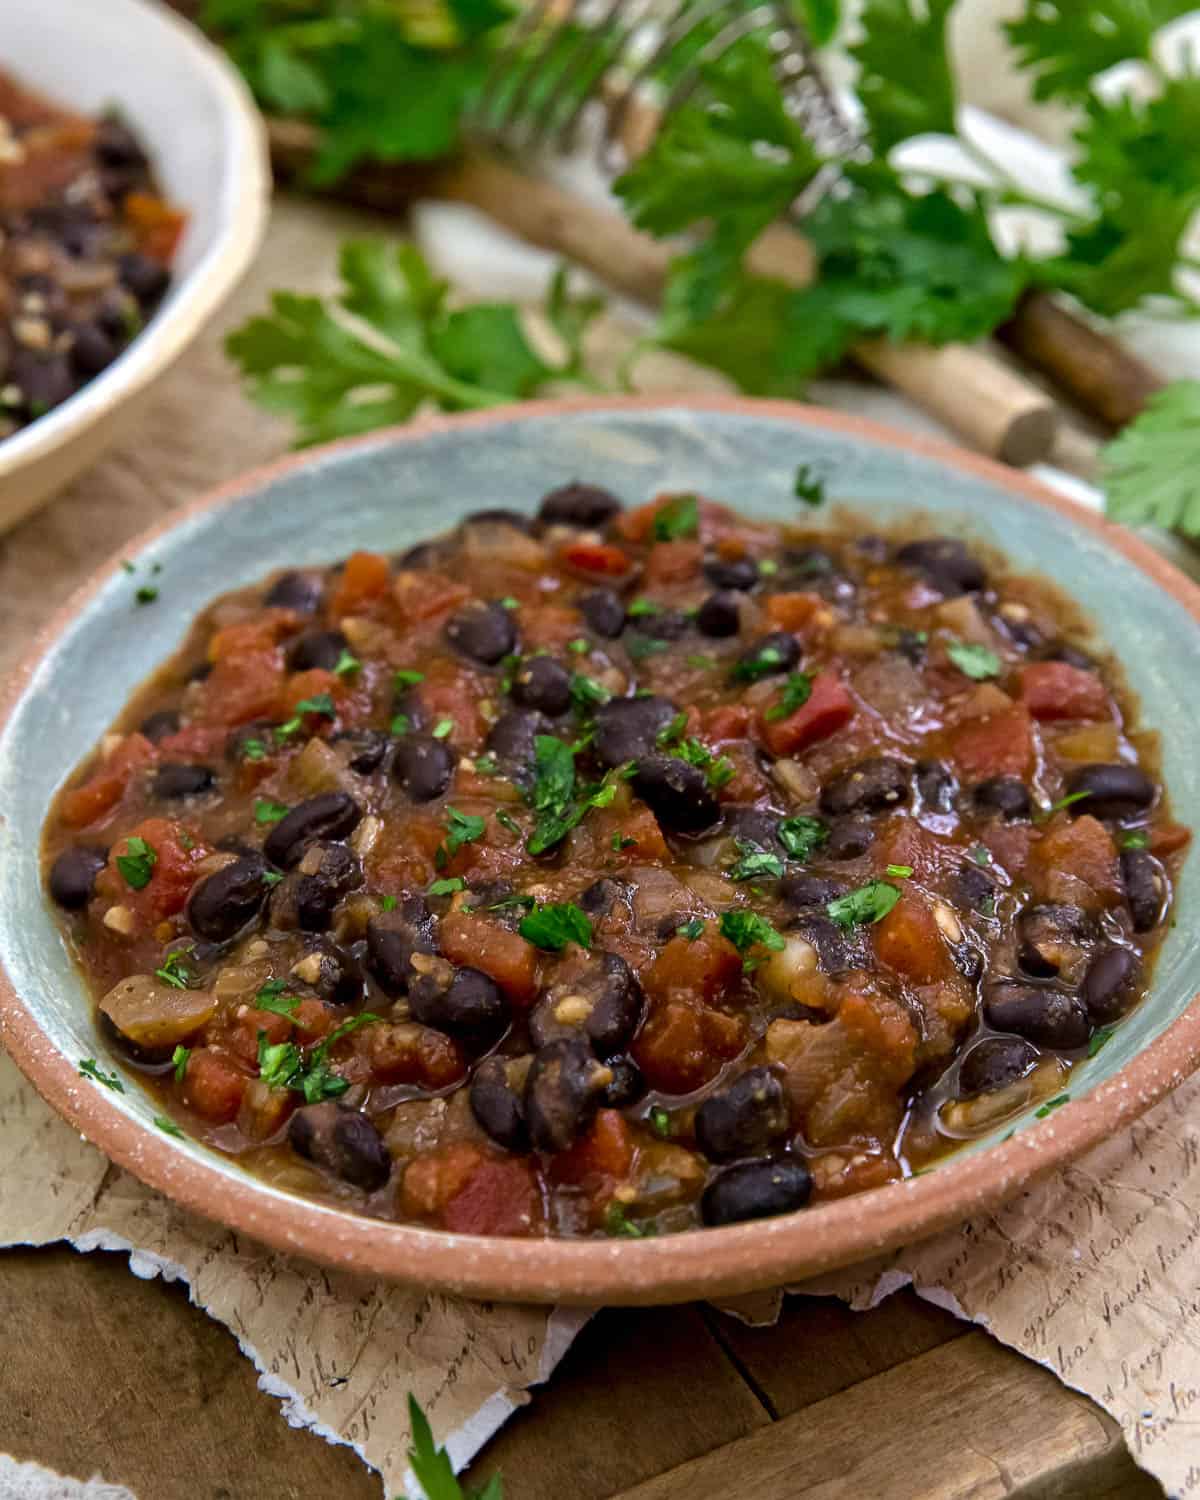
[3,393,1199,1306]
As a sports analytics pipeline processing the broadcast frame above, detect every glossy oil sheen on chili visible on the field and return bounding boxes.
[42,483,1190,1238]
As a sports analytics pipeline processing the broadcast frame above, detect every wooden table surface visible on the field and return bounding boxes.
[0,1242,1162,1499]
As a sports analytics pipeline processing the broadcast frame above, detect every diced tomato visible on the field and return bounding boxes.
[402,1143,485,1217]
[416,662,488,751]
[1019,662,1110,722]
[874,891,953,984]
[123,191,187,262]
[443,1157,543,1237]
[613,498,667,543]
[873,820,945,884]
[643,540,702,585]
[1029,814,1119,911]
[362,1022,467,1089]
[980,822,1033,877]
[330,550,390,618]
[291,999,336,1039]
[633,1001,745,1094]
[764,592,827,635]
[520,603,585,651]
[98,816,208,923]
[183,1047,248,1125]
[551,1110,635,1190]
[237,1078,296,1141]
[197,621,287,727]
[644,930,743,1006]
[393,570,471,625]
[59,733,157,828]
[946,704,1033,781]
[838,993,918,1084]
[281,668,339,724]
[758,670,854,757]
[558,538,633,578]
[229,1006,292,1066]
[1151,822,1192,856]
[439,912,539,1005]
[156,725,228,759]
[703,703,753,741]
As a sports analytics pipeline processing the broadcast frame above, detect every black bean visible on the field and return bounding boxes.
[958,1036,1039,1095]
[530,952,644,1056]
[1044,642,1096,672]
[470,1058,529,1152]
[1016,904,1092,978]
[139,708,180,743]
[187,854,270,942]
[579,588,626,638]
[48,846,107,910]
[286,629,347,673]
[594,695,677,769]
[723,806,783,851]
[790,913,871,974]
[295,844,363,932]
[118,252,170,307]
[263,792,361,869]
[952,861,996,914]
[332,728,391,775]
[226,719,275,762]
[395,539,451,570]
[1120,847,1166,932]
[916,760,957,813]
[189,660,213,682]
[695,1068,790,1162]
[511,656,572,716]
[391,687,428,736]
[367,897,437,994]
[997,611,1044,653]
[8,348,75,415]
[734,631,800,680]
[445,601,517,665]
[820,757,911,817]
[973,777,1031,821]
[636,608,691,641]
[298,941,366,1008]
[894,628,928,664]
[411,965,509,1046]
[631,755,720,836]
[393,735,456,802]
[697,592,742,638]
[1082,946,1139,1024]
[701,1158,812,1226]
[780,873,847,909]
[603,1057,646,1108]
[895,537,986,596]
[264,570,323,613]
[579,877,631,918]
[704,556,759,591]
[151,763,216,800]
[538,482,622,529]
[783,545,836,578]
[1063,763,1156,822]
[69,321,118,376]
[95,119,149,171]
[524,1039,612,1152]
[288,1103,390,1191]
[983,982,1090,1050]
[824,820,875,861]
[462,507,534,534]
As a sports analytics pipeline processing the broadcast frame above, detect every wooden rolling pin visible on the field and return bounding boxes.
[269,122,1057,465]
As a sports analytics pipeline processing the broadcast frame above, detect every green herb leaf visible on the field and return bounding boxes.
[1035,1093,1070,1118]
[155,949,192,989]
[256,981,301,1019]
[1088,1025,1117,1058]
[406,1391,465,1500]
[1121,831,1150,850]
[262,870,284,887]
[116,835,157,890]
[1103,380,1200,536]
[765,671,813,722]
[603,1200,649,1238]
[649,1106,673,1138]
[827,880,901,929]
[731,642,787,683]
[391,713,412,736]
[394,669,425,688]
[79,1058,124,1093]
[135,585,159,606]
[432,718,454,739]
[1005,0,1194,105]
[519,902,593,952]
[526,735,578,855]
[719,909,786,956]
[241,736,268,762]
[333,647,361,676]
[686,654,717,670]
[1035,789,1092,823]
[793,465,825,507]
[969,844,992,866]
[428,876,465,896]
[496,811,522,838]
[730,840,785,882]
[379,894,397,911]
[293,692,336,718]
[441,806,486,861]
[626,633,669,661]
[676,917,705,942]
[850,0,957,155]
[154,1115,186,1139]
[778,815,828,862]
[651,494,699,542]
[570,673,612,710]
[254,797,290,825]
[612,831,636,851]
[946,639,1001,680]
[886,864,914,879]
[258,1033,303,1091]
[656,710,689,747]
[567,637,590,655]
[172,1045,191,1084]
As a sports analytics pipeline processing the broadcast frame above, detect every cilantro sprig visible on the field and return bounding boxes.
[519,902,593,952]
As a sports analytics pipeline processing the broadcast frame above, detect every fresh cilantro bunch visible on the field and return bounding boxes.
[226,240,603,445]
[1101,380,1200,534]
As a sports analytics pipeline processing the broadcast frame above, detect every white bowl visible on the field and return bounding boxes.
[0,0,270,532]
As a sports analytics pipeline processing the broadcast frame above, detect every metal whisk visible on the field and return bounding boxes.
[468,0,856,182]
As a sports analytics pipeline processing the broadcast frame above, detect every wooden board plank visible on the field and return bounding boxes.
[705,1288,968,1414]
[0,1246,380,1500]
[608,1332,1162,1500]
[463,1306,770,1500]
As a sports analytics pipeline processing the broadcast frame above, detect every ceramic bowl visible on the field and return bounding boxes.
[0,0,269,532]
[2,397,1198,1306]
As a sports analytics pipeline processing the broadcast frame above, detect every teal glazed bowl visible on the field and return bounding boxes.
[2,397,1198,1305]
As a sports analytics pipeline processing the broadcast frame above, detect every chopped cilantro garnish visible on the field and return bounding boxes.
[656,710,689,747]
[946,639,1001,680]
[649,1107,673,1138]
[612,831,637,851]
[500,596,519,610]
[154,1115,185,1138]
[262,870,284,886]
[626,633,669,661]
[765,671,813,722]
[759,558,779,576]
[1088,1026,1116,1058]
[827,880,901,929]
[570,673,611,709]
[794,465,825,506]
[294,692,336,718]
[172,1046,190,1083]
[1035,1093,1070,1118]
[627,598,660,618]
[429,876,465,895]
[778,815,827,862]
[496,811,522,838]
[719,909,786,961]
[969,844,991,866]
[886,863,914,878]
[333,648,361,676]
[241,737,268,762]
[379,894,398,911]
[686,654,717,670]
[676,917,705,942]
[1121,831,1150,849]
[135,585,159,606]
[652,494,699,541]
[438,806,486,864]
[431,718,454,739]
[730,841,785,882]
[567,637,590,655]
[473,752,499,776]
[527,735,578,855]
[254,798,290,825]
[79,1058,124,1092]
[604,1201,649,1237]
[731,643,786,683]
[116,836,157,890]
[391,713,412,736]
[154,949,192,989]
[1035,789,1092,822]
[256,981,301,1020]
[394,669,425,688]
[519,901,593,952]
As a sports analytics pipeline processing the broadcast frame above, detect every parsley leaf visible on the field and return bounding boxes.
[827,880,901,929]
[730,841,785,882]
[79,1058,124,1092]
[778,815,828,862]
[886,863,914,878]
[155,949,192,989]
[676,917,705,942]
[116,836,157,890]
[1121,831,1150,850]
[765,671,813,722]
[439,806,486,863]
[604,1201,650,1238]
[254,797,290,825]
[154,1115,186,1138]
[719,909,786,957]
[946,639,1001,680]
[255,981,301,1019]
[731,642,787,683]
[1035,1093,1070,1118]
[1089,1025,1117,1058]
[1103,380,1200,535]
[172,1046,191,1083]
[794,465,825,507]
[526,735,578,855]
[519,902,593,952]
[429,876,465,896]
[570,673,611,710]
[1004,0,1195,104]
[333,647,360,676]
[652,494,699,542]
[850,0,957,155]
[394,669,425,688]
